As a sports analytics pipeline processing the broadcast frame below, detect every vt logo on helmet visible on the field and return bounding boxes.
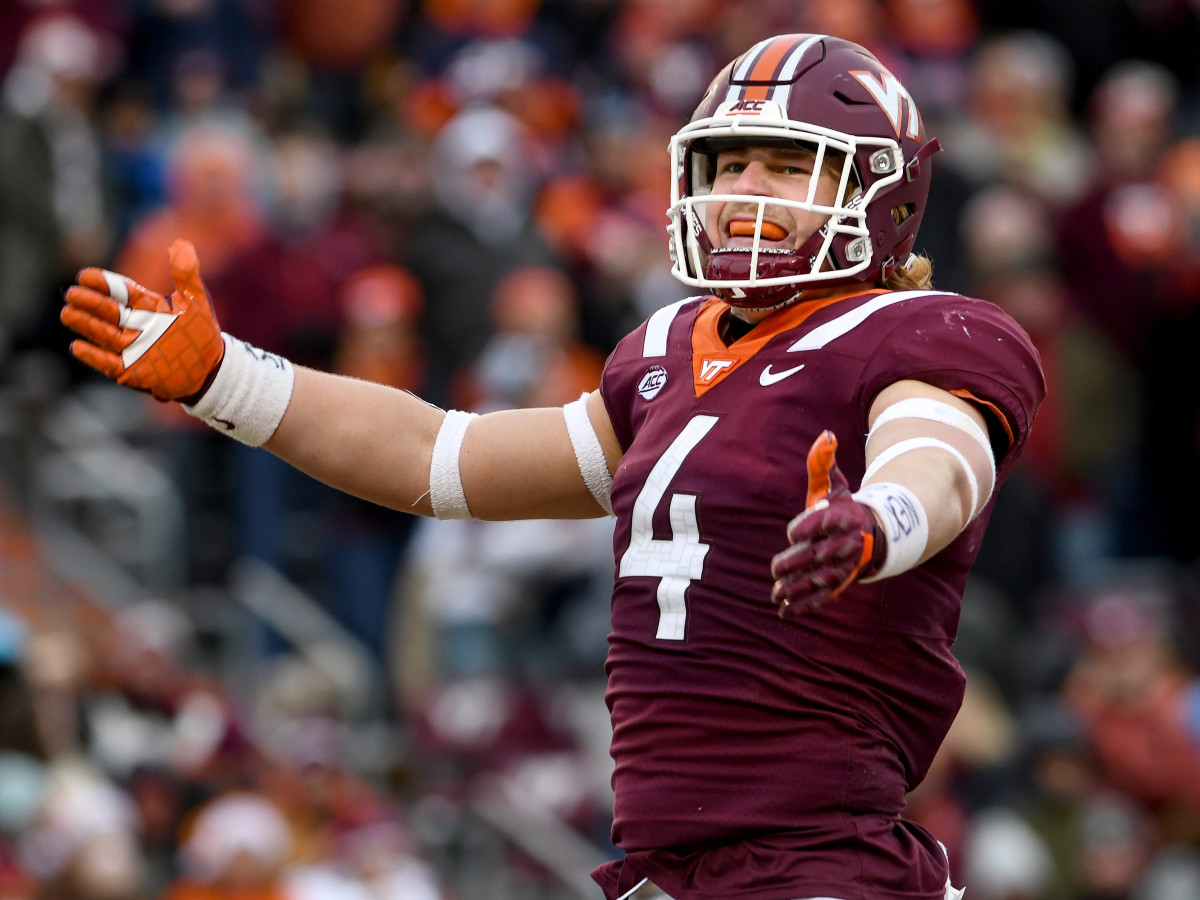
[666,33,941,310]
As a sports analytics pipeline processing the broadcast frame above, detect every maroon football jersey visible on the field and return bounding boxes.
[594,288,1044,899]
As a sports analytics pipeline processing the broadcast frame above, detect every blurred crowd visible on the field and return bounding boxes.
[1,0,1200,898]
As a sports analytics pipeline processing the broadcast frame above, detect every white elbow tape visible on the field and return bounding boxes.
[429,409,478,520]
[853,482,929,581]
[564,394,614,516]
[863,437,980,521]
[183,333,294,447]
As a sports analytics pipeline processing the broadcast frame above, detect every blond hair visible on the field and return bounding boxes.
[884,253,934,291]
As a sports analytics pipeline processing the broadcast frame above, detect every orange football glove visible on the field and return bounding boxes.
[61,240,224,402]
[770,430,885,618]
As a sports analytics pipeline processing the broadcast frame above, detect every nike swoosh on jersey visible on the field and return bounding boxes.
[759,363,806,385]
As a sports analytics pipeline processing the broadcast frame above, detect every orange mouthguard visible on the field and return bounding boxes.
[730,221,787,241]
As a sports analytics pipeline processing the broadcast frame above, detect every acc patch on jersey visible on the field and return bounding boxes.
[637,365,668,400]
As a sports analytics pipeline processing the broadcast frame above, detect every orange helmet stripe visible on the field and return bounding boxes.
[729,34,825,106]
[741,35,804,99]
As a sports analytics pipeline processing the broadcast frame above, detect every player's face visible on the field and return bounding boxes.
[704,145,843,251]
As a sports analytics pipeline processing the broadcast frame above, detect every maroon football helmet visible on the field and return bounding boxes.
[667,34,941,309]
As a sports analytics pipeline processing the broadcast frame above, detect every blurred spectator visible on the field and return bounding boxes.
[275,0,408,141]
[882,0,980,128]
[164,792,291,900]
[114,119,266,296]
[122,0,267,111]
[0,3,126,81]
[213,127,379,370]
[433,38,581,166]
[0,14,115,364]
[1051,61,1187,561]
[22,627,96,762]
[797,0,887,56]
[333,264,426,391]
[1019,698,1099,900]
[403,104,560,403]
[257,718,386,865]
[1072,792,1156,900]
[284,820,444,900]
[1062,581,1200,838]
[535,95,679,341]
[309,819,442,900]
[962,807,1055,900]
[1087,60,1180,186]
[253,657,361,770]
[82,600,253,794]
[281,0,406,75]
[198,128,396,644]
[601,0,719,119]
[250,713,448,896]
[1056,60,1181,362]
[100,81,171,246]
[21,761,148,900]
[940,30,1093,206]
[455,265,605,411]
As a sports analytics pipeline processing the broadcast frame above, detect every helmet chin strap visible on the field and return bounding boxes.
[723,284,821,322]
[732,289,804,315]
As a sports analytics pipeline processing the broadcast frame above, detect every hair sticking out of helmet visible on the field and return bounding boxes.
[666,33,941,310]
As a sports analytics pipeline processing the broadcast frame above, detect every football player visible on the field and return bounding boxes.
[62,34,1044,900]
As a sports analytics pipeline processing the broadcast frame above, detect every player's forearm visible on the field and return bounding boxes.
[860,380,996,565]
[267,368,612,521]
[266,366,443,514]
[860,449,972,563]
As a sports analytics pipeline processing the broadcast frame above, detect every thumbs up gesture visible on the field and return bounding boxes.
[771,431,886,618]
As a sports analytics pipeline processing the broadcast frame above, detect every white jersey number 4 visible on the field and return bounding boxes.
[618,415,717,639]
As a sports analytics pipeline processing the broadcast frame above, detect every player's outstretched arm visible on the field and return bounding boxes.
[61,243,622,521]
[269,370,619,520]
[771,379,996,618]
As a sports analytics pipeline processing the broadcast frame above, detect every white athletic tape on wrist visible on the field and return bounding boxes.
[853,481,929,581]
[862,436,980,520]
[429,409,478,520]
[183,333,294,447]
[563,393,613,516]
